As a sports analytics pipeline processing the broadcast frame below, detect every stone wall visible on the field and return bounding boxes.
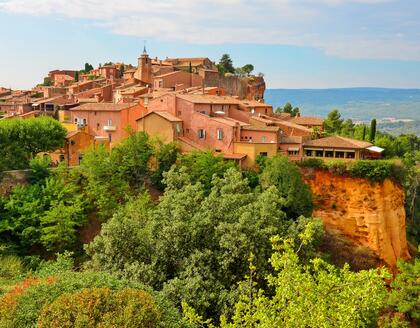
[302,168,410,269]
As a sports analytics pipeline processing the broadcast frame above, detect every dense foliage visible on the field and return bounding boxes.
[0,253,188,328]
[0,116,67,171]
[0,126,418,327]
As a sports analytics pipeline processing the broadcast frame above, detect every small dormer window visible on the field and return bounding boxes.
[217,129,223,140]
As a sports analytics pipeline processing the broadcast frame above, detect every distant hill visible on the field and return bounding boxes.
[265,88,420,136]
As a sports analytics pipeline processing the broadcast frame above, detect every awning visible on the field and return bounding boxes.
[288,147,300,151]
[366,146,384,153]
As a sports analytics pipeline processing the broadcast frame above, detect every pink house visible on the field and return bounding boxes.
[153,71,203,90]
[70,102,147,146]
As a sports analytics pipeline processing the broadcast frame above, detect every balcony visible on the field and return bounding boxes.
[103,125,117,132]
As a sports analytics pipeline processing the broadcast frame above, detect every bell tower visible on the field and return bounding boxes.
[134,45,152,85]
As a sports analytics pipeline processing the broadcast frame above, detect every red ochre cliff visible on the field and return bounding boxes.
[302,168,411,269]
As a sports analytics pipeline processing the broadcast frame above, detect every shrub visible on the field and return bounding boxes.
[349,160,394,182]
[0,255,23,279]
[38,288,161,328]
[324,160,347,174]
[299,158,325,169]
[0,269,188,328]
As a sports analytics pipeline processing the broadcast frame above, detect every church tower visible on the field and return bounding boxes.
[134,46,152,85]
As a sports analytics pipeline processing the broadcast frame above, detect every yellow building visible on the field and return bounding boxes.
[136,111,183,143]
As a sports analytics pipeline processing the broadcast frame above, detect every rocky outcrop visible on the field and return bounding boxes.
[302,168,410,269]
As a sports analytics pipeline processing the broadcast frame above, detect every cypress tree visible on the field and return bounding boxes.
[362,126,366,140]
[369,119,377,142]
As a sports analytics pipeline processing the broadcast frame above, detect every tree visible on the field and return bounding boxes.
[74,71,79,82]
[260,155,313,218]
[362,125,367,140]
[86,166,318,321]
[241,64,254,76]
[119,64,125,78]
[370,118,377,142]
[84,63,94,73]
[0,117,67,171]
[276,102,300,117]
[387,250,420,325]
[324,109,344,134]
[340,118,355,137]
[222,232,389,328]
[217,54,235,75]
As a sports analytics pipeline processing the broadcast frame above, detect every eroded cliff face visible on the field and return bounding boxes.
[302,168,410,269]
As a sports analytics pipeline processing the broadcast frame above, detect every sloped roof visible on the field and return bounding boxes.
[242,125,280,132]
[177,94,240,105]
[290,116,324,126]
[137,110,182,122]
[304,136,372,149]
[70,103,137,112]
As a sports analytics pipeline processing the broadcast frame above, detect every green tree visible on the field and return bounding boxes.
[387,250,420,325]
[370,118,377,142]
[324,109,344,134]
[260,155,313,218]
[276,102,300,117]
[241,64,254,76]
[0,117,66,171]
[74,71,79,82]
[217,54,235,75]
[84,63,94,73]
[340,118,355,137]
[222,229,389,328]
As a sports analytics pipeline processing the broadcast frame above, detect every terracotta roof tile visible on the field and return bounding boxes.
[70,103,137,112]
[290,116,324,126]
[304,136,372,149]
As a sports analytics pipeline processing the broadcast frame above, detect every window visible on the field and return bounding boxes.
[259,152,268,157]
[83,118,87,125]
[78,154,83,164]
[176,123,181,133]
[306,150,313,157]
[108,134,112,142]
[198,129,206,139]
[97,123,100,130]
[217,129,223,140]
[261,136,267,143]
[346,152,355,159]
[335,151,345,158]
[74,118,78,124]
[59,154,65,162]
[107,119,112,126]
[288,150,299,156]
[315,150,324,157]
[325,151,334,158]
[215,149,222,153]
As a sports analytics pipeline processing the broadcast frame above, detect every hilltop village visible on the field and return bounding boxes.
[0,49,384,167]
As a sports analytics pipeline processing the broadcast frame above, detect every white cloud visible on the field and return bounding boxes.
[1,0,418,61]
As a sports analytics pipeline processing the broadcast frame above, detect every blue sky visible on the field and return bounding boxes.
[0,0,420,89]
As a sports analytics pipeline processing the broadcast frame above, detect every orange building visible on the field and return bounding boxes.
[69,103,147,146]
[50,130,95,166]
